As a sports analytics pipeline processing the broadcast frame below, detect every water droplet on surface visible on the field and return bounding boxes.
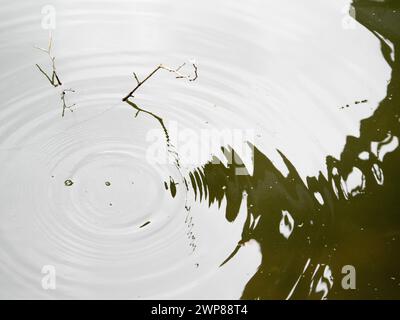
[64,179,73,187]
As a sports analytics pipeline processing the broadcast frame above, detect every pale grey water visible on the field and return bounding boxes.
[0,0,392,299]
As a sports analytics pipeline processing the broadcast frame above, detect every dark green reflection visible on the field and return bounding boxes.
[178,1,400,299]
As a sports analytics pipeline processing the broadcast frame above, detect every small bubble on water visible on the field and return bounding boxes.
[64,179,73,187]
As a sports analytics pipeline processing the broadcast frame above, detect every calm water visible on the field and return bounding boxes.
[0,0,399,299]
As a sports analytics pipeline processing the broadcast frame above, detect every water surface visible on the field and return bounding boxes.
[0,0,399,299]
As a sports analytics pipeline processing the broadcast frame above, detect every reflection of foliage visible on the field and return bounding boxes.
[35,34,76,117]
[183,3,400,300]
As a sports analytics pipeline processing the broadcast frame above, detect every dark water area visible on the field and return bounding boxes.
[181,1,400,299]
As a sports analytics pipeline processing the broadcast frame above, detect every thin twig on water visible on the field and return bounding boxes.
[35,34,77,117]
[122,62,198,144]
[35,34,62,88]
[122,62,198,102]
[122,62,197,223]
[61,89,76,117]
